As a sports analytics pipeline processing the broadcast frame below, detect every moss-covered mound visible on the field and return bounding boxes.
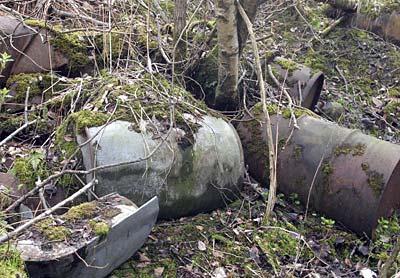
[54,72,212,159]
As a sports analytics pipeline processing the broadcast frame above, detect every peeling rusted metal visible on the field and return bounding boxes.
[0,16,68,83]
[351,12,400,45]
[272,57,324,110]
[237,106,400,235]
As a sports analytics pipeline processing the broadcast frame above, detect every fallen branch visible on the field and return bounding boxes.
[0,120,37,147]
[0,179,96,244]
[237,1,277,219]
[320,16,346,38]
[381,237,400,278]
[51,7,109,26]
[267,64,299,129]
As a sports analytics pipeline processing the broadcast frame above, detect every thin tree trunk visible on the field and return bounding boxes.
[215,0,239,110]
[237,0,259,56]
[174,0,187,63]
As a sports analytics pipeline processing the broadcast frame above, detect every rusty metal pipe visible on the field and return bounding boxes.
[270,57,324,110]
[0,16,68,84]
[237,105,400,235]
[350,12,400,45]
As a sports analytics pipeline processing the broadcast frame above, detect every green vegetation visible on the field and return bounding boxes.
[64,202,98,221]
[35,218,71,241]
[5,73,61,103]
[333,143,366,157]
[0,216,26,277]
[10,150,48,190]
[0,244,26,278]
[89,220,110,237]
[372,216,400,275]
[276,58,299,73]
[24,19,90,72]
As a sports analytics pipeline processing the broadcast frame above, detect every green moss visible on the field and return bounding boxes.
[333,143,366,157]
[94,31,127,65]
[64,202,97,221]
[73,110,108,132]
[255,220,312,272]
[25,20,90,72]
[0,113,50,136]
[35,218,71,241]
[300,49,330,74]
[135,18,158,49]
[384,100,400,121]
[388,88,400,98]
[10,150,48,190]
[0,244,26,278]
[252,102,318,120]
[159,1,175,14]
[367,170,384,197]
[5,73,61,103]
[89,220,110,236]
[371,215,400,273]
[54,110,108,158]
[275,58,299,73]
[293,145,303,160]
[322,162,333,176]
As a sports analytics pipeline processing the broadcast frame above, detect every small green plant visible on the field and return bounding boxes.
[11,150,48,189]
[0,52,12,73]
[0,52,12,110]
[0,88,10,111]
[289,193,301,205]
[321,216,335,228]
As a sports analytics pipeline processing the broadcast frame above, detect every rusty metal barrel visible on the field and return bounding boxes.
[237,104,400,235]
[271,57,324,110]
[351,11,400,45]
[0,16,68,83]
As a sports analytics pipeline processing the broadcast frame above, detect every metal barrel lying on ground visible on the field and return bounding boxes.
[16,194,159,278]
[77,117,244,219]
[236,103,400,235]
[0,16,69,83]
[269,57,324,110]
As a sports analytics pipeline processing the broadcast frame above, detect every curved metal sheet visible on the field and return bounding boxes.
[237,108,400,235]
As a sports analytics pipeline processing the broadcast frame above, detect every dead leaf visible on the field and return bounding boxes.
[372,97,383,108]
[212,250,224,258]
[63,135,74,142]
[138,252,151,262]
[154,267,164,277]
[212,267,227,278]
[359,268,377,278]
[136,262,150,268]
[249,246,260,264]
[198,240,207,251]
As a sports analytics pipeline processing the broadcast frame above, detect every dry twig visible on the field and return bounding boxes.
[237,1,277,219]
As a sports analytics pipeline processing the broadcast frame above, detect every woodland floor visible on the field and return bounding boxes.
[112,1,400,277]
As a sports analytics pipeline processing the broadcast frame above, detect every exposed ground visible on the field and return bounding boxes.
[112,1,400,277]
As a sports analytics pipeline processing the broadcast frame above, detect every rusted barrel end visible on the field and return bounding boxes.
[237,104,400,236]
[272,57,324,110]
[351,11,400,46]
